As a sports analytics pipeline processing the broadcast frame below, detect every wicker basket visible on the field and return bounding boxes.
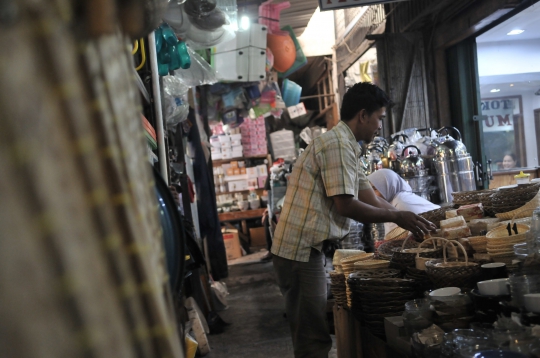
[485,214,528,258]
[486,221,529,242]
[479,191,496,217]
[419,207,457,228]
[495,191,540,220]
[390,236,443,270]
[425,239,481,289]
[377,239,418,260]
[491,183,540,214]
[384,226,409,241]
[452,189,494,206]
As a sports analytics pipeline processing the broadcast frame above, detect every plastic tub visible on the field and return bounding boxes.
[281,79,301,107]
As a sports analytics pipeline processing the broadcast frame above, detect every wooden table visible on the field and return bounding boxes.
[219,208,266,253]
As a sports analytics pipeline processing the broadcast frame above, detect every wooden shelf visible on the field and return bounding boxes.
[218,208,266,222]
[212,154,269,166]
[216,188,265,196]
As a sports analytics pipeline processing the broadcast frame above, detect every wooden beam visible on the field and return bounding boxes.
[434,0,522,49]
[433,48,452,128]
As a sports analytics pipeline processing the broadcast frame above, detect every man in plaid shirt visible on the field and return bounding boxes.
[272,82,435,358]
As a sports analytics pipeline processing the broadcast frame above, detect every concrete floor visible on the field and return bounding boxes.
[206,258,337,358]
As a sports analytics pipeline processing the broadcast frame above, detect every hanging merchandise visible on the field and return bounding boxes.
[166,0,235,50]
[277,25,307,78]
[156,23,191,76]
[267,33,296,73]
[266,47,274,72]
[258,0,290,36]
[281,79,301,107]
[173,47,218,86]
[211,24,268,82]
[142,115,158,149]
[163,75,190,128]
[184,0,229,30]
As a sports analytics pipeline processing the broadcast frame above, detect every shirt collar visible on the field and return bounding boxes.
[336,121,361,154]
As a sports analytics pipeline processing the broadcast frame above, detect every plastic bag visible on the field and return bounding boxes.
[173,47,218,87]
[163,75,189,128]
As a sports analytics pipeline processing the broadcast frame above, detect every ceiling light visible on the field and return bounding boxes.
[240,16,250,30]
[490,89,500,93]
[510,84,514,87]
[507,29,525,35]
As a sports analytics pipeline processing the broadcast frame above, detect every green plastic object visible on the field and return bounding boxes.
[176,41,191,70]
[278,25,307,79]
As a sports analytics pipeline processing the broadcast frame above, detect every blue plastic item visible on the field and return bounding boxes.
[245,85,261,100]
[161,23,179,45]
[281,79,302,107]
[176,41,191,69]
[222,110,238,126]
[155,28,163,52]
[169,45,181,71]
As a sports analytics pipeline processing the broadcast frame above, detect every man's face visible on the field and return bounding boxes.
[356,107,385,143]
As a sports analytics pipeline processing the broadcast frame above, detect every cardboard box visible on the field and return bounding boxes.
[222,229,242,260]
[249,227,267,247]
[230,161,239,169]
[246,167,258,178]
[257,164,268,177]
[228,180,248,192]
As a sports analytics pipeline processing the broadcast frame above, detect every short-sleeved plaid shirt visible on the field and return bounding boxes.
[271,121,371,262]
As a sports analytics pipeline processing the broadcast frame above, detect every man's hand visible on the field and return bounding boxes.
[392,211,436,239]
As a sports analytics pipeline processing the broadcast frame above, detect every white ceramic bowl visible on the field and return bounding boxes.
[477,278,509,296]
[481,263,506,269]
[429,287,461,297]
[524,293,540,313]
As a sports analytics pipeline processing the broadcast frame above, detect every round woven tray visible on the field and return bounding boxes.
[340,253,373,265]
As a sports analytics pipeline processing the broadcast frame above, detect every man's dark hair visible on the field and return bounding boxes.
[340,82,392,121]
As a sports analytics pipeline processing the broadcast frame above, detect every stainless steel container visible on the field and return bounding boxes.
[434,127,476,203]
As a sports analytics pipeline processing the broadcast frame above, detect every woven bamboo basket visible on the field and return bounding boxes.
[377,238,418,260]
[495,191,540,220]
[390,236,443,270]
[452,189,494,206]
[491,183,540,214]
[425,239,481,289]
[384,226,409,241]
[479,191,496,217]
[487,208,530,247]
[419,207,457,228]
[353,259,390,270]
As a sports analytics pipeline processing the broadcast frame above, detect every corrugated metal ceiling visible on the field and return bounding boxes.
[280,0,320,36]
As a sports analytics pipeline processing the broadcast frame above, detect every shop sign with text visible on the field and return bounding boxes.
[480,97,520,133]
[319,0,408,11]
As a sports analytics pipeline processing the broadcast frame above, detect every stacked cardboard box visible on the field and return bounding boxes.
[210,134,243,160]
[240,117,267,157]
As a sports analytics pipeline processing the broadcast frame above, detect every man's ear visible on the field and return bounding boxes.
[357,109,366,123]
